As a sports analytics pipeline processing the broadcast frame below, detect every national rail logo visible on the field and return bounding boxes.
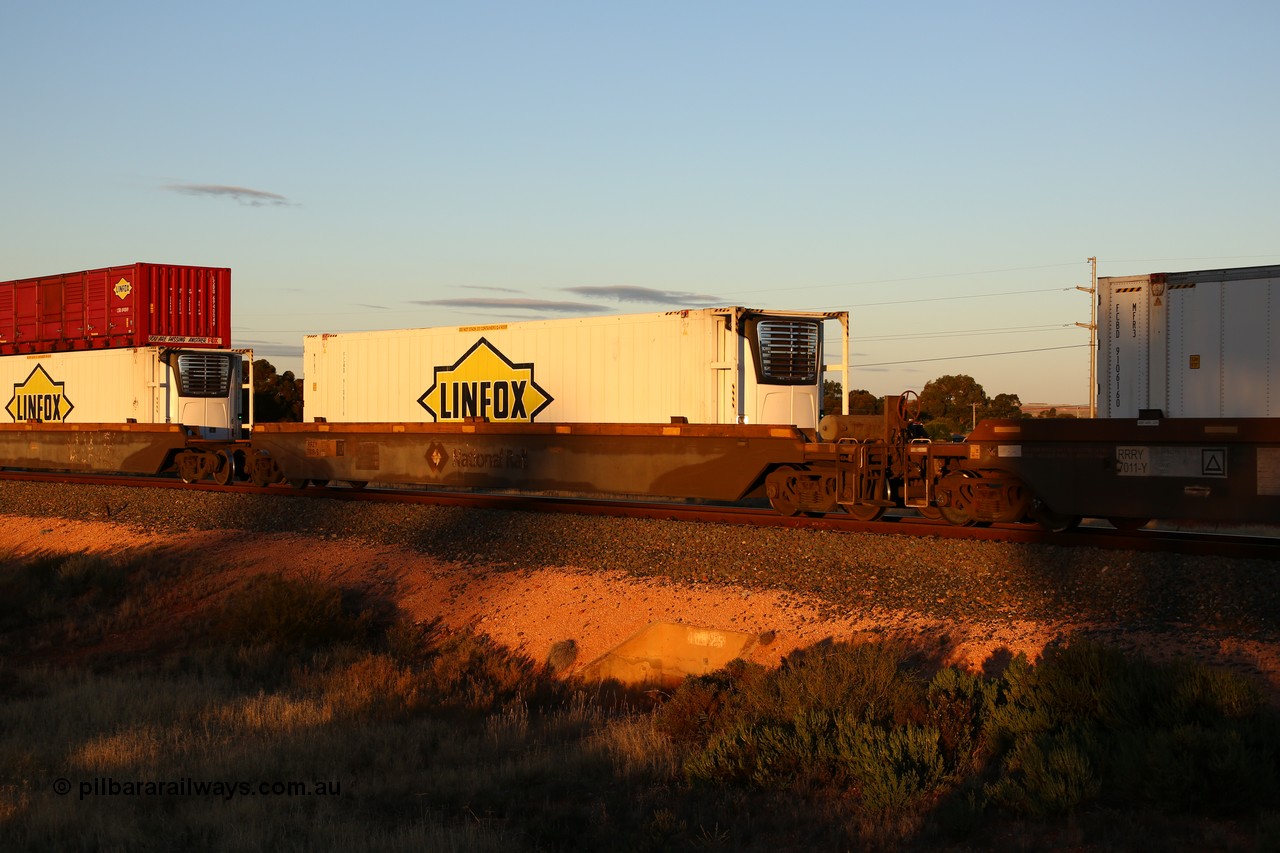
[6,364,75,423]
[417,338,553,423]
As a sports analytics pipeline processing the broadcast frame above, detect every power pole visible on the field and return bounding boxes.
[1075,256,1098,418]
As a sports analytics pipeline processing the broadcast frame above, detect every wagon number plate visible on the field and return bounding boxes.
[1116,446,1227,478]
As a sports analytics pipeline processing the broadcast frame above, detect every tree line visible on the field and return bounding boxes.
[824,374,1076,440]
[248,359,304,422]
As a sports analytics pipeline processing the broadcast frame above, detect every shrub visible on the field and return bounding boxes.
[673,642,951,826]
[0,552,132,626]
[768,640,928,726]
[833,718,948,813]
[384,618,564,715]
[982,640,1280,818]
[927,666,998,775]
[214,573,374,651]
[985,729,1101,817]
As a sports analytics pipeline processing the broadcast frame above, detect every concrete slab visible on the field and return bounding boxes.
[579,621,758,687]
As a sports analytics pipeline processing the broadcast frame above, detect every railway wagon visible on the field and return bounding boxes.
[1099,264,1279,418]
[756,396,1280,529]
[0,263,232,356]
[0,423,199,476]
[249,307,850,497]
[303,307,850,430]
[248,420,813,500]
[959,416,1280,530]
[0,347,247,440]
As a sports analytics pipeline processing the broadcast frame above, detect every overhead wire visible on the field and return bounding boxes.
[851,343,1089,368]
[856,323,1074,342]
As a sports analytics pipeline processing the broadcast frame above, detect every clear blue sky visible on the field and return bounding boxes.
[4,1,1278,405]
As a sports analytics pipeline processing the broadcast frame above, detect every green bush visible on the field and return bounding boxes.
[982,640,1280,817]
[834,720,948,813]
[670,641,953,831]
[985,729,1101,817]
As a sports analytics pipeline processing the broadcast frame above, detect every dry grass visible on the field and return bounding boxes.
[1,549,1279,851]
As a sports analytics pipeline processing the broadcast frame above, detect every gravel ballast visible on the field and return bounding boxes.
[3,480,1277,644]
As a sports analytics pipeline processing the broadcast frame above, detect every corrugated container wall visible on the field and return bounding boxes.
[0,263,231,355]
[303,308,844,429]
[1098,264,1278,418]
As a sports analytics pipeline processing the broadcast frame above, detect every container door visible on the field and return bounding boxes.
[1103,283,1149,417]
[39,279,64,345]
[1167,283,1221,417]
[1220,277,1276,417]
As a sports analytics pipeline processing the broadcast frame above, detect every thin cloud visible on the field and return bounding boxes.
[165,184,293,207]
[459,284,522,294]
[409,297,606,313]
[562,285,722,306]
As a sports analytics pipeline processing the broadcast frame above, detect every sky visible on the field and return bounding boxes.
[3,1,1278,406]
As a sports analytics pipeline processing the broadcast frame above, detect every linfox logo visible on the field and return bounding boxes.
[418,338,552,422]
[113,278,132,299]
[6,364,75,423]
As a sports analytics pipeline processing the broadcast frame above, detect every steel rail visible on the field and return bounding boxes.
[2,470,1276,561]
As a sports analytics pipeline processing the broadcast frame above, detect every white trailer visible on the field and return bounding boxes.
[1098,265,1279,418]
[303,307,849,429]
[1,346,246,439]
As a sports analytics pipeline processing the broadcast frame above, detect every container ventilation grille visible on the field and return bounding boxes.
[757,320,819,383]
[177,353,232,398]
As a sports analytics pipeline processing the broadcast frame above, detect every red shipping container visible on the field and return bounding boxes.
[0,263,231,355]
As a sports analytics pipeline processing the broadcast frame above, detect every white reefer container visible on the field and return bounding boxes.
[1,347,245,439]
[1098,264,1279,418]
[304,307,849,429]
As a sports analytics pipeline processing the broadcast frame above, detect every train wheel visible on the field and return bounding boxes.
[345,481,368,490]
[844,504,885,522]
[1108,517,1150,531]
[765,467,804,517]
[177,451,207,484]
[936,471,977,526]
[248,454,282,488]
[1030,499,1080,533]
[212,451,237,486]
[938,504,977,527]
[916,506,943,520]
[287,478,310,489]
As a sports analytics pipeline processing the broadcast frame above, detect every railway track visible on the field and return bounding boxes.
[3,470,1276,561]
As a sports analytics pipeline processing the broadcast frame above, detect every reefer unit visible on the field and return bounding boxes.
[0,263,231,355]
[1,347,246,439]
[1098,265,1279,418]
[304,307,850,429]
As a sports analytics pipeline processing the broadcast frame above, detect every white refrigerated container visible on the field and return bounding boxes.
[1098,265,1279,418]
[1,346,245,439]
[303,307,849,429]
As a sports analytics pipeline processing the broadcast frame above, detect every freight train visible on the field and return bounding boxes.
[1,262,1277,532]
